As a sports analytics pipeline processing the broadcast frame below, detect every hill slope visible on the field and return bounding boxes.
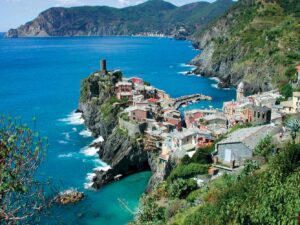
[6,0,234,38]
[192,0,300,92]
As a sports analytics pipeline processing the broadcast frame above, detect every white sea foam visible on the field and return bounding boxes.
[59,111,84,125]
[58,140,68,145]
[84,172,96,190]
[211,83,219,89]
[72,127,77,132]
[80,146,98,156]
[58,152,75,158]
[209,77,221,82]
[178,71,189,75]
[63,132,71,141]
[92,136,104,144]
[94,165,111,172]
[79,129,93,138]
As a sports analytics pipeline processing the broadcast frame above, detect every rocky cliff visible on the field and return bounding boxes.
[6,0,234,38]
[191,0,300,93]
[78,70,172,191]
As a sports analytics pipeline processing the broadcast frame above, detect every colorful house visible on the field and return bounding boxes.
[115,81,133,100]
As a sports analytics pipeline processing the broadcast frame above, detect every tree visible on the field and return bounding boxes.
[285,118,300,143]
[0,116,48,224]
[168,179,197,199]
[254,135,275,160]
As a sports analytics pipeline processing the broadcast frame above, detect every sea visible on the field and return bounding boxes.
[0,33,235,224]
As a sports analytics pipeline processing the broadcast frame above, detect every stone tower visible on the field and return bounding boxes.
[100,59,107,74]
[236,82,245,102]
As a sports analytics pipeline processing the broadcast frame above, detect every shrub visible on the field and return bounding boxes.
[191,146,213,164]
[168,163,209,182]
[180,155,191,165]
[279,82,293,99]
[254,134,275,160]
[168,178,197,199]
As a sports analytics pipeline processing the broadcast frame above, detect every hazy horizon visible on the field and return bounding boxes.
[0,0,219,32]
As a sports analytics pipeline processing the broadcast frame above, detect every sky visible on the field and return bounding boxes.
[0,0,218,32]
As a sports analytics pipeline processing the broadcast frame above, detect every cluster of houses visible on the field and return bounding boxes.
[101,60,299,172]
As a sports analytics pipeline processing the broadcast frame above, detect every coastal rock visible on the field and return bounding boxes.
[92,130,149,189]
[146,152,174,192]
[55,190,84,205]
[191,0,299,93]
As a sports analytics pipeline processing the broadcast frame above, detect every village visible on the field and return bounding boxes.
[96,60,300,177]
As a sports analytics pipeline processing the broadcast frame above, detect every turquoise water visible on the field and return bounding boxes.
[0,34,235,224]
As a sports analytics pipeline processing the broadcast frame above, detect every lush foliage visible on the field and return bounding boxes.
[254,134,275,160]
[285,118,300,143]
[171,143,300,225]
[197,0,300,89]
[168,178,197,199]
[0,116,48,223]
[12,0,234,37]
[168,163,209,182]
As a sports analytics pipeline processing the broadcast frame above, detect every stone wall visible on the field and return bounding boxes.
[119,118,147,137]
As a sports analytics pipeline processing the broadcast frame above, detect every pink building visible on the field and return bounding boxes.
[115,81,133,100]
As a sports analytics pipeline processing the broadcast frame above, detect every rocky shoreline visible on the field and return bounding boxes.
[77,70,175,192]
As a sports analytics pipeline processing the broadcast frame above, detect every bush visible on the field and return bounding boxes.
[279,82,293,99]
[254,134,275,160]
[168,178,197,199]
[165,199,187,220]
[135,195,165,224]
[180,155,191,165]
[191,146,213,164]
[168,163,209,182]
[285,66,297,80]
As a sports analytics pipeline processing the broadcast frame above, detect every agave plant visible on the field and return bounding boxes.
[285,118,300,143]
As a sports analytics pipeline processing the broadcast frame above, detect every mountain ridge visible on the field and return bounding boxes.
[191,0,300,92]
[5,0,234,38]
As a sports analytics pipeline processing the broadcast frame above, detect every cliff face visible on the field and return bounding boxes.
[78,71,170,191]
[6,0,234,38]
[192,0,300,93]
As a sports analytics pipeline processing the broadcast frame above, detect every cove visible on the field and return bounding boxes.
[0,34,235,224]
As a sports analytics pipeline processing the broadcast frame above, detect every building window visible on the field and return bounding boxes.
[262,113,265,119]
[258,112,260,118]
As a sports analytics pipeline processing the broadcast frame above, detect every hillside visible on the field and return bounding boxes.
[5,0,234,38]
[192,0,300,92]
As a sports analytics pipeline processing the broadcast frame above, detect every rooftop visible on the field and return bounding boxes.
[218,125,280,150]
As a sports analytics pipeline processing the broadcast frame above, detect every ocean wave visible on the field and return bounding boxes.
[58,152,75,158]
[178,71,189,75]
[84,172,96,190]
[180,63,196,69]
[58,140,68,145]
[62,132,71,141]
[92,136,104,144]
[211,83,219,89]
[209,77,221,82]
[79,129,93,138]
[80,146,99,157]
[72,127,77,132]
[59,111,84,125]
[94,165,111,172]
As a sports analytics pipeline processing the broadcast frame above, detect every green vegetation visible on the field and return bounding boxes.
[254,134,275,160]
[196,0,300,89]
[9,0,234,37]
[168,163,209,182]
[0,116,49,223]
[168,178,197,199]
[80,78,89,102]
[134,122,300,225]
[285,118,300,143]
[173,143,300,225]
